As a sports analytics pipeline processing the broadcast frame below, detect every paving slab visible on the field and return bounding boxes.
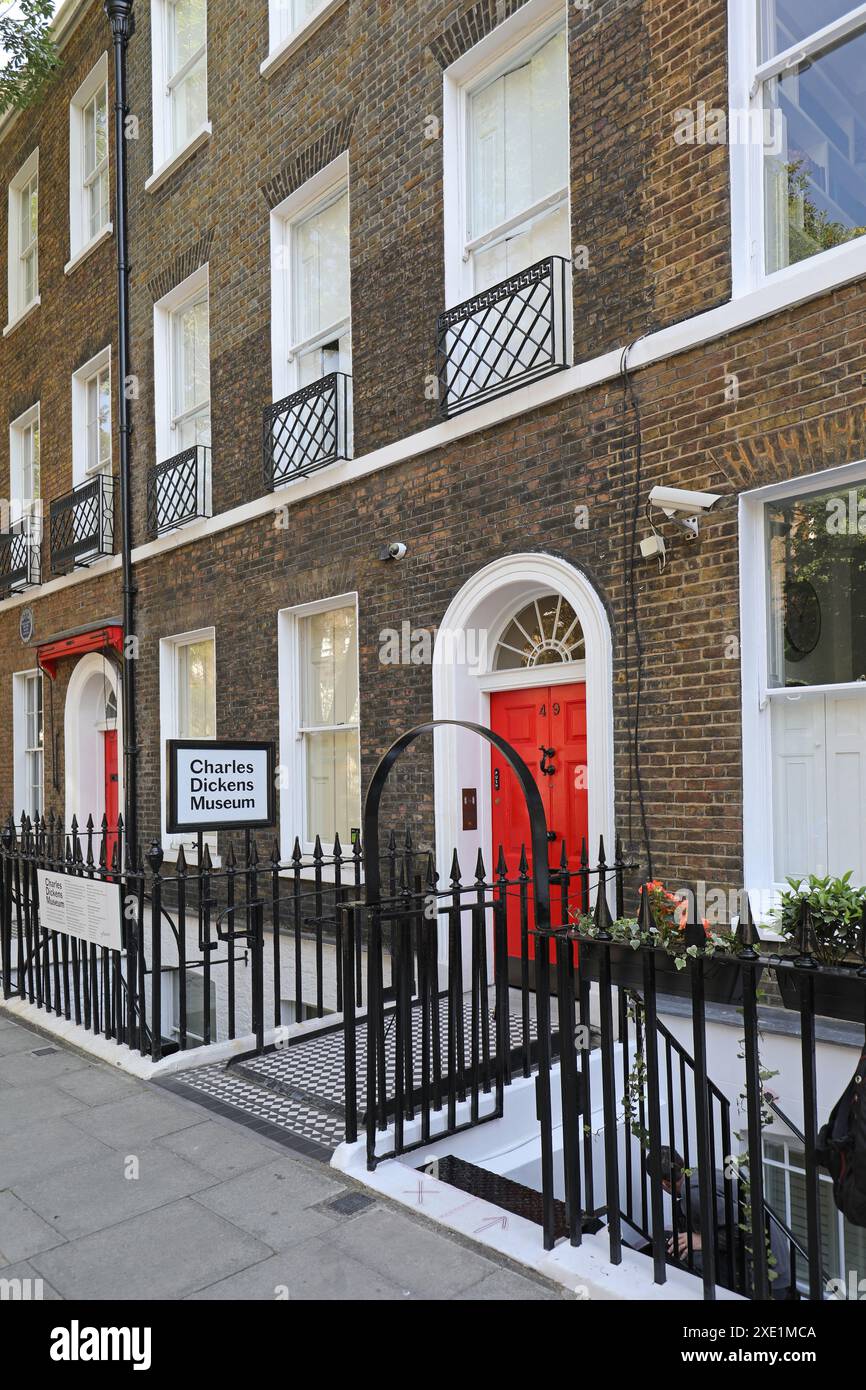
[31,1199,273,1301]
[192,1156,346,1247]
[156,1119,287,1178]
[13,1146,217,1240]
[0,1116,114,1188]
[453,1268,564,1300]
[0,1046,92,1087]
[0,1026,50,1058]
[324,1206,508,1300]
[0,1082,82,1136]
[53,1065,142,1107]
[65,1091,205,1149]
[187,1236,412,1301]
[0,1189,66,1264]
[0,1259,63,1300]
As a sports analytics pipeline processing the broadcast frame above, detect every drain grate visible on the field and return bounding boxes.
[31,1046,59,1057]
[322,1192,376,1217]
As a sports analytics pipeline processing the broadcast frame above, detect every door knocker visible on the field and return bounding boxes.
[539,746,556,776]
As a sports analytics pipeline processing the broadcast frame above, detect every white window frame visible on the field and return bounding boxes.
[71,347,112,486]
[442,0,570,307]
[8,402,41,535]
[740,453,866,897]
[277,592,361,859]
[67,53,112,272]
[12,669,43,822]
[159,626,218,860]
[153,264,210,464]
[729,0,866,302]
[269,152,351,405]
[147,0,211,190]
[261,0,347,77]
[5,148,40,334]
[763,1136,865,1294]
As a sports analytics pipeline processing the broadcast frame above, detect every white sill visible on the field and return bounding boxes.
[3,296,41,338]
[734,234,866,312]
[260,0,347,77]
[145,123,212,193]
[162,841,222,870]
[64,223,113,275]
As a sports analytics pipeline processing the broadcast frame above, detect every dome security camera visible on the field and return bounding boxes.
[379,542,407,561]
[648,485,723,539]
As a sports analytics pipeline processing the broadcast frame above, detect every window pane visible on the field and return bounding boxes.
[300,606,359,728]
[172,58,207,148]
[762,28,866,275]
[273,0,320,44]
[758,0,863,60]
[172,295,210,446]
[177,639,215,738]
[842,1209,866,1288]
[293,191,350,349]
[468,28,567,240]
[766,485,866,687]
[305,728,361,844]
[169,0,206,72]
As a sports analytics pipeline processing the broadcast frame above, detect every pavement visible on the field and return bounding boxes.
[0,1010,568,1301]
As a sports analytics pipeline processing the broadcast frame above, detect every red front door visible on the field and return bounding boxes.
[103,729,119,868]
[490,683,588,965]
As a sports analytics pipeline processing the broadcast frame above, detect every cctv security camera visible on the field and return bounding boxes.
[648,485,723,539]
[379,542,407,561]
[649,486,722,514]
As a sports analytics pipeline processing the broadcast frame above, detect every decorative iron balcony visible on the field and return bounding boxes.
[49,474,114,575]
[436,256,572,418]
[263,372,351,490]
[0,516,40,597]
[147,444,212,538]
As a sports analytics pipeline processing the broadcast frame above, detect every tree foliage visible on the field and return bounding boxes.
[0,1,60,114]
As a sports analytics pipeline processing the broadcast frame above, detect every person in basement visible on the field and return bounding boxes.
[649,1146,792,1299]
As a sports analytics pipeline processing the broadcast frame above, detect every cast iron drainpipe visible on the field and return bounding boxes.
[105,0,138,856]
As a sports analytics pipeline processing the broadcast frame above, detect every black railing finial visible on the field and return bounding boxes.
[735,891,760,959]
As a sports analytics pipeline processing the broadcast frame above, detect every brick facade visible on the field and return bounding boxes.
[1,0,865,910]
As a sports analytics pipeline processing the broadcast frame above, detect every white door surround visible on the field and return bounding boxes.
[63,651,123,833]
[431,552,615,889]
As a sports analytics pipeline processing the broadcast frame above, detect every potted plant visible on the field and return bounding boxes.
[769,873,866,1023]
[575,880,761,1006]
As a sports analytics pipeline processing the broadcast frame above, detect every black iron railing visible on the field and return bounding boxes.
[0,815,408,1060]
[147,444,211,537]
[49,474,114,575]
[436,255,572,418]
[0,516,40,596]
[263,372,351,489]
[335,830,866,1301]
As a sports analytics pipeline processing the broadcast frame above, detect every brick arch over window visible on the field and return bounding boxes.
[147,228,216,303]
[261,108,359,212]
[428,0,534,68]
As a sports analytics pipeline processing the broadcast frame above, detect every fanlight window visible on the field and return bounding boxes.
[494,594,585,670]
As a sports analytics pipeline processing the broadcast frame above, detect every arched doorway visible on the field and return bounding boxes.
[432,553,614,897]
[64,653,123,855]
